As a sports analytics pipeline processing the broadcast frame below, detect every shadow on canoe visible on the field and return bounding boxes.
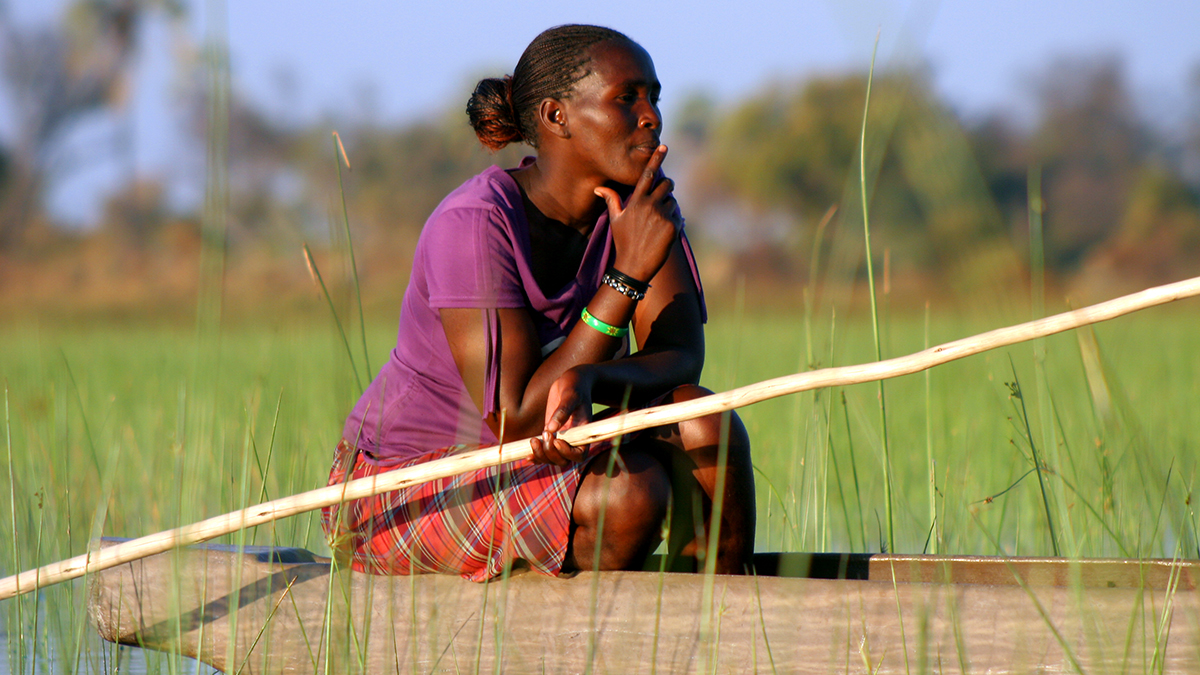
[88,539,1200,674]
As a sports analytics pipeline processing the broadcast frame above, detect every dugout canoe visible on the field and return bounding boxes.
[88,539,1200,674]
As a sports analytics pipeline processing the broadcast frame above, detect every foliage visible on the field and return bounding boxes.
[1029,57,1150,270]
[679,58,1200,296]
[3,308,1199,670]
[325,111,526,240]
[0,0,180,247]
[690,71,1020,291]
[2,6,1200,310]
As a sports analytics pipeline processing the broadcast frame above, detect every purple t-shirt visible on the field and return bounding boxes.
[343,161,706,465]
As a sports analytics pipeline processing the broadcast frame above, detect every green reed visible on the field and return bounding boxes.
[6,384,22,673]
[1,300,1198,671]
[1007,360,1061,556]
[702,305,1199,559]
[857,33,895,554]
[332,132,372,383]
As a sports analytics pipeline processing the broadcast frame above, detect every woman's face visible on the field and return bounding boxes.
[559,40,662,186]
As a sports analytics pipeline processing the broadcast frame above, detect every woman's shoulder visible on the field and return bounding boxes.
[413,164,530,269]
[412,164,531,305]
[415,164,533,260]
[430,165,523,221]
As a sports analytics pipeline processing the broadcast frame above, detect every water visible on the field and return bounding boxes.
[0,628,207,675]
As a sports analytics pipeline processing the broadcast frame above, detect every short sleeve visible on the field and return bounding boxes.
[651,169,707,324]
[423,206,527,310]
[679,229,707,324]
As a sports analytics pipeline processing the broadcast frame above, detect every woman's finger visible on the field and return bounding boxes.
[545,384,580,432]
[632,145,668,198]
[560,390,593,432]
[532,431,564,466]
[663,194,683,230]
[551,437,586,464]
[650,176,675,201]
[530,435,550,465]
[546,403,574,436]
[593,185,624,220]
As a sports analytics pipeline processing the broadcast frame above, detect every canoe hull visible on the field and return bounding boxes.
[89,543,1200,674]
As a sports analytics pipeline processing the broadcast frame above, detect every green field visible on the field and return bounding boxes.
[2,303,1198,672]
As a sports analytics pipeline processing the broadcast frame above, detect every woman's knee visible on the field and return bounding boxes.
[571,450,671,569]
[665,383,711,404]
[667,385,750,454]
[576,451,670,525]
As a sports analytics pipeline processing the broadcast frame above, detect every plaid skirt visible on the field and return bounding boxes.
[320,440,588,582]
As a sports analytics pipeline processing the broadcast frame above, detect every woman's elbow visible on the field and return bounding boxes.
[675,345,705,386]
[483,408,545,442]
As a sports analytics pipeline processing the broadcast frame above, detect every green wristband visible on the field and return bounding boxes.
[581,307,628,338]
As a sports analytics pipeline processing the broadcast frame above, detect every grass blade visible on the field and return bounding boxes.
[858,31,894,554]
[304,243,365,394]
[332,131,373,381]
[923,302,937,554]
[5,384,24,673]
[1007,358,1060,556]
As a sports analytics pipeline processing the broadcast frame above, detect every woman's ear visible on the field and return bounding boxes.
[537,98,570,140]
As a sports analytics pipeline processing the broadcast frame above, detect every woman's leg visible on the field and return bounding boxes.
[567,385,756,574]
[641,384,756,575]
[567,448,670,571]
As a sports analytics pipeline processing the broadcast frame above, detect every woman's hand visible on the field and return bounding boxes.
[594,145,682,284]
[529,366,595,466]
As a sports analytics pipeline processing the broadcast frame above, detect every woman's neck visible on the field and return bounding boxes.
[511,158,607,235]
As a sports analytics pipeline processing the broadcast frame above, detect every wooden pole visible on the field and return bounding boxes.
[2,275,1199,601]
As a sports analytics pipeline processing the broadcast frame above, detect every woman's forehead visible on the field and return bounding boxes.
[578,40,659,89]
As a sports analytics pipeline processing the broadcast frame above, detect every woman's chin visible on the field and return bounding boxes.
[611,157,654,186]
[605,174,641,190]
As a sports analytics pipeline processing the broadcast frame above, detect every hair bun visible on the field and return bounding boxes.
[467,76,523,151]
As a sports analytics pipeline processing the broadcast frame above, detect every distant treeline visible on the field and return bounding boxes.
[2,2,1199,314]
[682,61,1200,298]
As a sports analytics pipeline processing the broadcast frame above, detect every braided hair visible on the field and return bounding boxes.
[467,24,632,150]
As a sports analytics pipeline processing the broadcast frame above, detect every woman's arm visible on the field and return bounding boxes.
[567,237,705,408]
[439,275,634,446]
[441,237,702,464]
[443,147,700,463]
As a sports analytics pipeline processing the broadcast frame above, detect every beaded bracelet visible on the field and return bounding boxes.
[606,267,650,294]
[602,273,646,301]
[581,307,628,337]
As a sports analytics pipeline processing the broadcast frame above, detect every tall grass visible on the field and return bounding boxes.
[1,321,362,672]
[857,32,895,556]
[331,132,372,383]
[0,301,1198,671]
[702,306,1200,557]
[3,133,1198,670]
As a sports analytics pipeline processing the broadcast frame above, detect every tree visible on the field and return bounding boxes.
[1029,56,1148,270]
[690,70,1017,288]
[0,0,181,248]
[1074,164,1200,294]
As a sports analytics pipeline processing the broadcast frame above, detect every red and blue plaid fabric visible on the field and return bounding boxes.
[321,440,586,582]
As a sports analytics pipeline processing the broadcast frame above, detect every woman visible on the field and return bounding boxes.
[322,24,755,581]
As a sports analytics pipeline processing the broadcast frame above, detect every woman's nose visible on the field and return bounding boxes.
[639,107,660,129]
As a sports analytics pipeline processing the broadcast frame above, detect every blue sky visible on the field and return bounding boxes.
[4,0,1199,224]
